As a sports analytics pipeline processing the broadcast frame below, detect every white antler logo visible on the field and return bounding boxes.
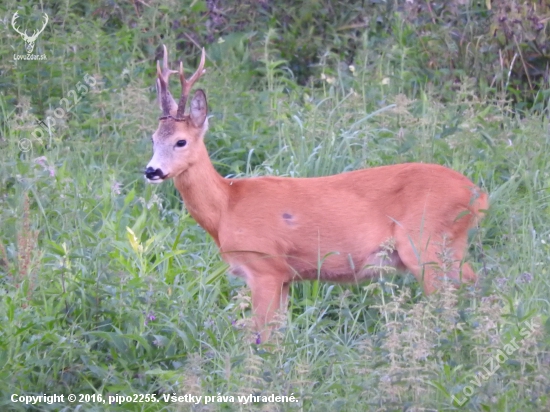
[11,12,48,54]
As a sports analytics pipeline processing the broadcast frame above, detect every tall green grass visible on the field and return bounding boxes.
[1,1,550,411]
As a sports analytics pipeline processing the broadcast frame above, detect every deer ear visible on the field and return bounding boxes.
[190,89,207,127]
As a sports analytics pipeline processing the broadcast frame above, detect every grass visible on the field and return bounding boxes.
[1,1,550,411]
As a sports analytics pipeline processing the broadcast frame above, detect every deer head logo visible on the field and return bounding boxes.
[11,12,48,54]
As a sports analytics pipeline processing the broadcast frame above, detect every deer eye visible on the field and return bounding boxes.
[176,140,187,147]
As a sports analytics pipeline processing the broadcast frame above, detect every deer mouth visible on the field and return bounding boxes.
[146,176,166,184]
[145,174,169,184]
[144,167,169,183]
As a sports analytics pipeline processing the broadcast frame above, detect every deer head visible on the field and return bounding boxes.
[11,12,48,54]
[145,45,207,183]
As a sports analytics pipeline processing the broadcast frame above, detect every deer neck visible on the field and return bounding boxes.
[173,144,228,243]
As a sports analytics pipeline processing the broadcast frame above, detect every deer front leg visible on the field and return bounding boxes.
[248,274,289,343]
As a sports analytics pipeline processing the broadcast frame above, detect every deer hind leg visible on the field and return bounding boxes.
[395,231,476,294]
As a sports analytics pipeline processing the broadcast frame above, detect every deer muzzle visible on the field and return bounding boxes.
[144,166,167,183]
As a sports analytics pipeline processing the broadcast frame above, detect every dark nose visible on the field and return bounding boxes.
[145,167,163,180]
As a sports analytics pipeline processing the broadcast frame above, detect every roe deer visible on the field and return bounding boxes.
[145,45,488,341]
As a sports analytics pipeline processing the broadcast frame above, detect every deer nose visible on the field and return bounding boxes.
[145,167,164,181]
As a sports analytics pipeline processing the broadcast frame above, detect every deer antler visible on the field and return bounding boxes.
[11,12,48,41]
[176,48,206,119]
[157,45,178,117]
[27,13,48,42]
[11,12,25,37]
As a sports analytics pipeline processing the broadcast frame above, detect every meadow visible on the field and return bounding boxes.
[1,1,550,411]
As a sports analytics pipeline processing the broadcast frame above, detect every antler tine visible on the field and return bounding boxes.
[38,13,49,35]
[11,12,23,36]
[157,44,178,117]
[176,47,206,118]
